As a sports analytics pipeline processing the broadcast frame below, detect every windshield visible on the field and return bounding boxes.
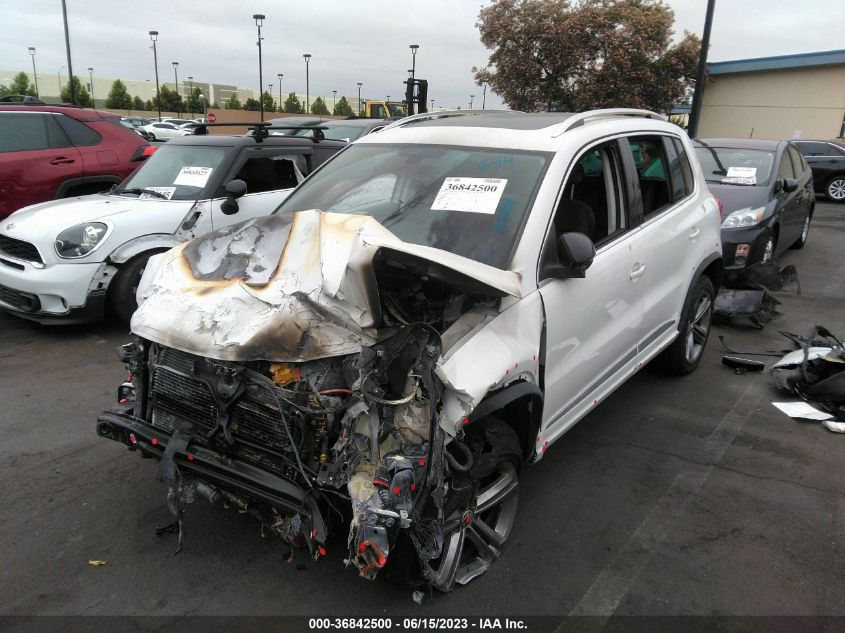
[694,146,774,186]
[119,145,228,200]
[275,143,550,269]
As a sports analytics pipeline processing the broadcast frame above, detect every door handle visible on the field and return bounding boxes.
[688,227,701,240]
[49,157,75,165]
[629,263,646,280]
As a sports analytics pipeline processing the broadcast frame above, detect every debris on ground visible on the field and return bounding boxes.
[724,262,800,295]
[714,289,782,328]
[772,401,834,421]
[722,356,766,374]
[87,560,107,566]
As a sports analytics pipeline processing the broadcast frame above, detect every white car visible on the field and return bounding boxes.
[96,109,724,591]
[0,130,348,323]
[141,121,192,141]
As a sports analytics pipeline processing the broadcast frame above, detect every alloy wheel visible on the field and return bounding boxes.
[684,292,712,364]
[828,178,845,201]
[761,238,774,263]
[800,216,810,242]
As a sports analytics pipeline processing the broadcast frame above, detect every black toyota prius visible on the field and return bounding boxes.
[693,138,814,269]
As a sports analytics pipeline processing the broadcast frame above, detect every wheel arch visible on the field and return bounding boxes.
[107,234,182,265]
[466,381,544,462]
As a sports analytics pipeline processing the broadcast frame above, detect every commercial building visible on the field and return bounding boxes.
[698,49,845,140]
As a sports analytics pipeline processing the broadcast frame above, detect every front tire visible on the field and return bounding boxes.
[791,210,811,249]
[424,417,521,591]
[825,175,845,202]
[109,253,153,322]
[658,275,715,376]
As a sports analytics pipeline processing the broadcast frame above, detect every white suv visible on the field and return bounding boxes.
[97,109,723,591]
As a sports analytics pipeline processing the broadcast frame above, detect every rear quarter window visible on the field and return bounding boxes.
[56,115,101,146]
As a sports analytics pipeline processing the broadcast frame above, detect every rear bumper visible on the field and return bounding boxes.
[96,410,328,547]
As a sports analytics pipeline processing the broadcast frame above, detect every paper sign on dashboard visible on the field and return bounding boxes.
[174,166,214,187]
[723,167,757,185]
[140,187,176,200]
[431,177,507,214]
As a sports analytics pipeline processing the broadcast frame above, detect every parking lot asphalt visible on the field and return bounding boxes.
[1,201,843,619]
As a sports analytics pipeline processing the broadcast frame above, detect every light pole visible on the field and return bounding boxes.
[28,47,39,98]
[57,66,65,100]
[87,67,94,106]
[357,82,362,117]
[277,73,283,110]
[303,54,311,113]
[482,82,487,110]
[61,0,75,104]
[332,90,337,113]
[409,44,419,114]
[268,84,273,111]
[171,61,179,117]
[469,95,474,110]
[187,76,193,115]
[431,99,434,111]
[149,31,161,121]
[198,93,206,120]
[253,14,266,122]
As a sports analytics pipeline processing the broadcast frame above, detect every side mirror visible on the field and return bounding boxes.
[220,179,247,215]
[782,178,799,193]
[558,232,595,277]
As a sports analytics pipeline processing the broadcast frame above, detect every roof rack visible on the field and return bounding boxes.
[189,121,329,142]
[553,108,664,136]
[381,109,522,132]
[0,95,47,105]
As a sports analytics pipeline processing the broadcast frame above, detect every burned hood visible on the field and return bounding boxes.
[131,209,522,362]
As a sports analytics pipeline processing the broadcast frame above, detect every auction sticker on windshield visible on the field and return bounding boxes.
[174,166,214,187]
[140,187,176,199]
[723,166,757,185]
[432,177,507,214]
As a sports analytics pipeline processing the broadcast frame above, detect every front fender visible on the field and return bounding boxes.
[108,234,183,264]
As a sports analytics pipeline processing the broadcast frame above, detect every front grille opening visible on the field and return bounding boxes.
[0,235,43,264]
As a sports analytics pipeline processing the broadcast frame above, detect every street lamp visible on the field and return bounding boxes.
[431,99,434,111]
[198,92,206,120]
[172,61,180,117]
[277,73,283,111]
[87,67,94,106]
[332,89,337,113]
[409,44,420,115]
[28,47,39,98]
[187,76,194,115]
[253,14,265,122]
[469,94,474,110]
[482,82,487,110]
[57,66,65,100]
[268,83,273,111]
[357,82,362,117]
[149,31,161,121]
[303,54,311,113]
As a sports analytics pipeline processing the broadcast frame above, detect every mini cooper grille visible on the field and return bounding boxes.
[148,347,292,451]
[0,235,43,264]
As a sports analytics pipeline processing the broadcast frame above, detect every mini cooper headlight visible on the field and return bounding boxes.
[721,207,765,229]
[54,222,109,258]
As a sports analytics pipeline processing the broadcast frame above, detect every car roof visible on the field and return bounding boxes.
[0,104,120,120]
[694,138,784,151]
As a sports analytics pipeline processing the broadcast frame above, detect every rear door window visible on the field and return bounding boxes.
[0,113,70,152]
[671,138,694,196]
[627,136,673,219]
[231,150,309,194]
[663,137,690,201]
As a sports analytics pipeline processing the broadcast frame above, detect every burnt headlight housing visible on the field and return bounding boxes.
[55,222,109,259]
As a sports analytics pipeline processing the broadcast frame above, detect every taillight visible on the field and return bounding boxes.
[131,145,157,161]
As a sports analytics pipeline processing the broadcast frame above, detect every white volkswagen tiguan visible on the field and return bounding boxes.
[97,109,723,591]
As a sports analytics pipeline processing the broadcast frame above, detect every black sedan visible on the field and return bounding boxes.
[694,138,814,269]
[793,139,845,202]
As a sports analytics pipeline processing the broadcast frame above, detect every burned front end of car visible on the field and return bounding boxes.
[97,210,530,588]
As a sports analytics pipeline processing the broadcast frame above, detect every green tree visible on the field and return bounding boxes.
[185,87,202,114]
[9,71,36,96]
[473,0,700,113]
[132,96,145,111]
[333,95,354,117]
[225,94,242,110]
[261,91,276,113]
[310,96,329,115]
[61,75,92,107]
[283,92,303,113]
[153,84,183,113]
[105,79,133,109]
[211,101,220,109]
[144,99,154,111]
[243,97,260,111]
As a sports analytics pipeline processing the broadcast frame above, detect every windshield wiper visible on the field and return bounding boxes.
[119,187,169,199]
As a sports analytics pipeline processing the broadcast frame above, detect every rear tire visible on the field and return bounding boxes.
[109,253,154,322]
[790,210,811,249]
[658,275,715,376]
[825,175,845,202]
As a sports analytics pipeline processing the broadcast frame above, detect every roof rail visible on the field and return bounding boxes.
[381,109,522,132]
[190,121,329,142]
[553,108,664,136]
